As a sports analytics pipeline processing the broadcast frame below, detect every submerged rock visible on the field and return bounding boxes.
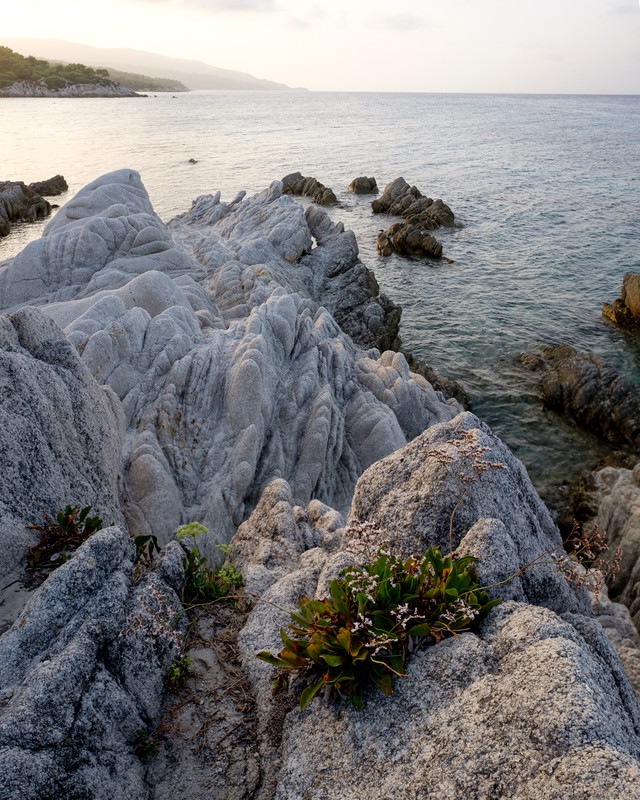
[376,220,443,259]
[520,343,640,452]
[281,171,337,205]
[603,273,640,327]
[0,179,62,237]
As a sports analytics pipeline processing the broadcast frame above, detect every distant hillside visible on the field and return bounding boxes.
[0,38,297,91]
[0,46,112,90]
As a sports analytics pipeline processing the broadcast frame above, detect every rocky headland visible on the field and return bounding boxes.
[0,78,141,97]
[1,170,640,799]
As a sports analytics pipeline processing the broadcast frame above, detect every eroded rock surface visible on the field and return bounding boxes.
[281,171,337,205]
[0,176,68,237]
[237,412,640,800]
[0,528,186,800]
[603,273,640,327]
[372,177,455,260]
[0,306,124,583]
[0,169,460,562]
[520,344,640,452]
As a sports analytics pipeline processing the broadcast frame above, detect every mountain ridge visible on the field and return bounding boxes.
[0,37,299,91]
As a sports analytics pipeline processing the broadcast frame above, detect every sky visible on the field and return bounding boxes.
[2,0,640,93]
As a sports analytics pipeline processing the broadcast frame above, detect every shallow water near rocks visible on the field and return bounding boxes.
[2,90,639,511]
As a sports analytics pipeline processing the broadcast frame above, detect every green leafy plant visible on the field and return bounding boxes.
[258,545,499,710]
[164,653,193,692]
[177,523,243,603]
[134,533,162,567]
[26,504,103,574]
[133,729,159,763]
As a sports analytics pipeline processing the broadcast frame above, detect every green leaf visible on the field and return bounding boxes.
[407,622,431,637]
[300,679,324,710]
[320,653,345,667]
[256,651,293,669]
[329,580,349,616]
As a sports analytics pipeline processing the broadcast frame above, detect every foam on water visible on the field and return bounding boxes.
[2,90,639,509]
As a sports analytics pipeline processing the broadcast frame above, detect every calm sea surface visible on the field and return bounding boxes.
[2,90,639,510]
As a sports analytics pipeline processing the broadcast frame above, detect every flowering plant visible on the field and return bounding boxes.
[257,545,499,710]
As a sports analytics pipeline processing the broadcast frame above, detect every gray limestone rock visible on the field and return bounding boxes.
[0,527,186,800]
[0,306,124,585]
[237,413,640,800]
[0,169,460,560]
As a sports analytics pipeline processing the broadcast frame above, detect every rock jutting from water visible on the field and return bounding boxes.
[519,343,640,452]
[1,169,640,799]
[280,171,337,205]
[0,175,68,237]
[603,273,640,328]
[372,176,456,260]
[347,176,378,194]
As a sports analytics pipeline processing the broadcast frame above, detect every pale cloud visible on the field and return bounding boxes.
[137,0,276,10]
[384,13,427,31]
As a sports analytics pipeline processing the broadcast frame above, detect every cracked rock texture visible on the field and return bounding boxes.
[238,413,640,800]
[0,168,460,561]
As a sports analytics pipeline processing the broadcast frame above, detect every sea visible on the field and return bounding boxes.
[1,90,639,513]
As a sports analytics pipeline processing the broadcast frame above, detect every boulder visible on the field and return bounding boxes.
[347,176,377,194]
[237,412,640,800]
[519,344,640,451]
[0,528,187,800]
[0,182,51,237]
[603,274,640,327]
[376,221,444,259]
[28,174,68,197]
[372,177,455,260]
[281,171,337,205]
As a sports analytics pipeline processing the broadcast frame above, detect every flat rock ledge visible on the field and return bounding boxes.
[0,175,68,237]
[372,177,456,260]
[281,171,337,205]
[603,273,640,328]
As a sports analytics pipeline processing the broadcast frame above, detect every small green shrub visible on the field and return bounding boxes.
[258,545,498,710]
[26,505,103,575]
[134,533,161,567]
[134,729,159,763]
[177,523,243,603]
[164,653,193,692]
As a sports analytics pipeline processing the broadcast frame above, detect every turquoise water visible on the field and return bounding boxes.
[2,90,639,509]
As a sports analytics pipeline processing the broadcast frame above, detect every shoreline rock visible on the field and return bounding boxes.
[347,176,377,194]
[0,175,68,237]
[603,273,640,328]
[372,177,456,260]
[281,171,337,205]
[0,78,143,98]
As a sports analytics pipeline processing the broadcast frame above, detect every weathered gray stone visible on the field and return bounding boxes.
[0,527,185,800]
[0,306,124,584]
[281,171,337,205]
[237,413,640,800]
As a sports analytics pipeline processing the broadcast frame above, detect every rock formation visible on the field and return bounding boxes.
[0,78,141,98]
[281,172,337,205]
[0,175,68,237]
[372,177,455,260]
[2,170,640,799]
[347,176,377,194]
[520,344,640,452]
[603,273,640,327]
[0,169,461,563]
